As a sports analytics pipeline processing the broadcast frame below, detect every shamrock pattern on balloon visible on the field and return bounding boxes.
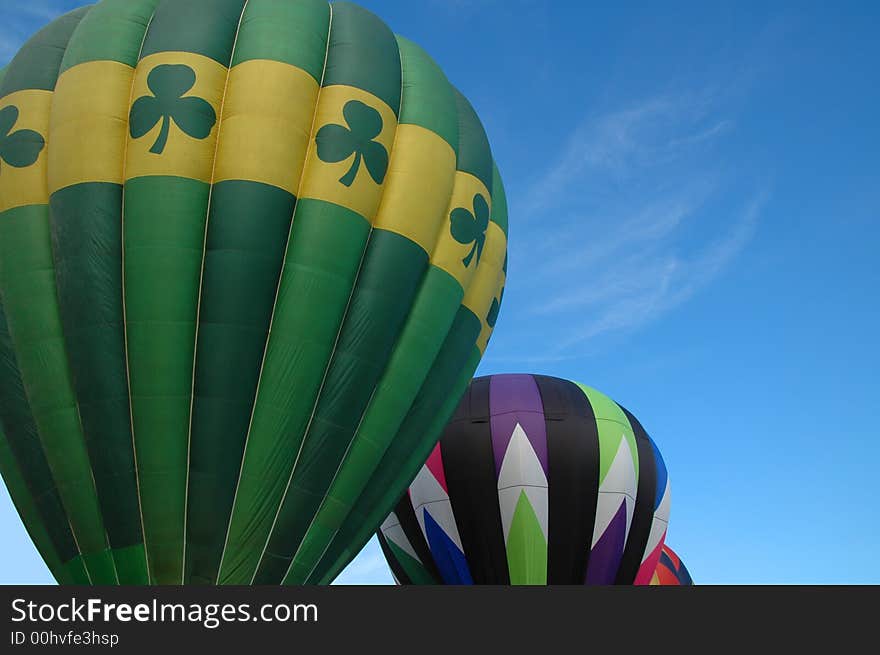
[450,193,489,268]
[129,64,217,155]
[0,105,45,175]
[316,100,389,187]
[487,288,504,328]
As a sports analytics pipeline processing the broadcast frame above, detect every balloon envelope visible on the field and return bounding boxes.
[0,0,506,585]
[650,544,694,585]
[377,374,672,585]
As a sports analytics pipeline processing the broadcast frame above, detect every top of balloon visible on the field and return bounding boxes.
[2,0,506,230]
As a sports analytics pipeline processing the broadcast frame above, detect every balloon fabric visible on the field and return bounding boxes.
[0,0,507,585]
[376,375,671,586]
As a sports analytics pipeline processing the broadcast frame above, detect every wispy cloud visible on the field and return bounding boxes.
[487,87,768,363]
[520,92,725,216]
[554,193,764,348]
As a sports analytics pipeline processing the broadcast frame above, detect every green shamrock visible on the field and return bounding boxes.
[0,105,44,174]
[129,64,216,155]
[316,100,388,187]
[487,288,504,328]
[450,193,489,267]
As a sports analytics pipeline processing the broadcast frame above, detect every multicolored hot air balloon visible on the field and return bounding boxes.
[650,544,693,586]
[0,0,507,585]
[375,374,671,585]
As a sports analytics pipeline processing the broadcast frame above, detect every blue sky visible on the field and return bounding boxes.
[2,0,878,584]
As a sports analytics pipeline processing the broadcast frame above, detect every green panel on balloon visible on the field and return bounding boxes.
[217,198,372,585]
[0,7,90,94]
[395,36,459,153]
[323,2,402,115]
[139,0,247,65]
[575,383,639,483]
[259,229,429,584]
[231,0,330,79]
[51,183,148,585]
[0,408,66,584]
[0,229,119,585]
[288,267,463,578]
[317,347,484,584]
[312,314,484,583]
[385,539,438,586]
[59,0,161,72]
[0,6,120,585]
[184,181,297,585]
[506,491,548,585]
[453,90,494,191]
[0,302,82,577]
[123,175,211,584]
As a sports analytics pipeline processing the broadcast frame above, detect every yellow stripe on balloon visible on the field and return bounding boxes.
[431,171,493,290]
[462,221,506,352]
[373,124,456,254]
[299,84,397,221]
[124,52,227,183]
[0,89,52,212]
[477,268,505,354]
[48,60,134,193]
[213,59,319,194]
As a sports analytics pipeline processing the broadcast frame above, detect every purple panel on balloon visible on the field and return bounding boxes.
[488,374,548,478]
[585,501,628,585]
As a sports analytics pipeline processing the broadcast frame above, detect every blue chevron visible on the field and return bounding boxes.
[423,509,473,585]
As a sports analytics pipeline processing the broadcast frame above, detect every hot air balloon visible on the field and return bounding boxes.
[0,0,507,585]
[375,374,671,585]
[650,544,693,586]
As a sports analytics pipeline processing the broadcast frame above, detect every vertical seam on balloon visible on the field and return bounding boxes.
[49,175,110,580]
[0,122,92,584]
[0,297,89,582]
[303,88,469,583]
[120,3,161,585]
[316,361,472,585]
[63,521,88,584]
[309,93,494,576]
[215,4,335,586]
[181,0,251,586]
[291,46,450,585]
[246,5,369,586]
[40,8,120,585]
[275,34,407,588]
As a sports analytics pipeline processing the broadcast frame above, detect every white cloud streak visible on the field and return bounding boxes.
[554,193,764,348]
[488,88,767,362]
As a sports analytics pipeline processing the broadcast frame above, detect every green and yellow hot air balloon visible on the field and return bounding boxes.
[0,0,507,585]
